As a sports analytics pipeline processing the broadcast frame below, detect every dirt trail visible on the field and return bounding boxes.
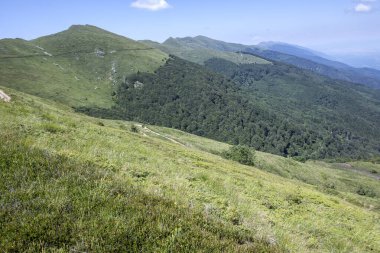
[335,163,380,180]
[136,124,185,146]
[0,90,11,102]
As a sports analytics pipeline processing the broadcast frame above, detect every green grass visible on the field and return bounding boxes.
[1,86,380,252]
[0,25,168,108]
[147,125,380,211]
[1,133,280,252]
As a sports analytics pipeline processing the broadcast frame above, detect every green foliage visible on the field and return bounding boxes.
[2,26,379,161]
[205,57,380,160]
[356,185,376,197]
[130,124,139,133]
[79,56,380,160]
[222,145,255,166]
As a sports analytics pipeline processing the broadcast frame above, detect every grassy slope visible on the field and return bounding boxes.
[151,125,380,210]
[142,37,270,65]
[1,86,379,252]
[0,25,168,108]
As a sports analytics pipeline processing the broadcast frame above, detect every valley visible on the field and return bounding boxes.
[1,24,379,253]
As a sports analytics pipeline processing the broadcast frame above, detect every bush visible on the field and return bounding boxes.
[356,186,376,197]
[130,124,139,133]
[222,145,255,166]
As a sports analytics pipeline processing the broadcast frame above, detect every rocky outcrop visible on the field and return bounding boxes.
[0,90,11,102]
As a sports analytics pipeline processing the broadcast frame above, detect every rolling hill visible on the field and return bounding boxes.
[1,25,380,253]
[1,86,379,252]
[0,25,168,107]
[1,26,379,160]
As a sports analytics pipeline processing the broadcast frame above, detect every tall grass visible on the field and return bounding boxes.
[1,88,379,252]
[0,132,281,252]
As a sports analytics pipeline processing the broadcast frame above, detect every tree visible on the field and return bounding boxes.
[222,145,255,166]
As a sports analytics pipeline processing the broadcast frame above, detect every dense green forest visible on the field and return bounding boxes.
[205,58,380,137]
[205,57,380,157]
[78,56,379,160]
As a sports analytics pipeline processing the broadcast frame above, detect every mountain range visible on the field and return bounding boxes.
[1,25,379,160]
[1,24,380,253]
[146,36,380,89]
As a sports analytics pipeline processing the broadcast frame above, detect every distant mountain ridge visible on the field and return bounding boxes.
[153,36,380,89]
[264,43,380,71]
[256,41,349,68]
[141,36,270,65]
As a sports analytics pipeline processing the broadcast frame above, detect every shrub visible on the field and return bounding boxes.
[356,186,376,197]
[130,125,139,133]
[222,145,255,166]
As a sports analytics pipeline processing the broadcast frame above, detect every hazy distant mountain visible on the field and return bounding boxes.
[248,47,380,89]
[257,42,380,71]
[141,36,270,65]
[333,53,380,71]
[149,36,380,89]
[256,41,348,69]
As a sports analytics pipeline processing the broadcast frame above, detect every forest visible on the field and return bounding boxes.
[77,56,379,160]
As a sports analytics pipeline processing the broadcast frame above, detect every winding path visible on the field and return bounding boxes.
[136,124,185,146]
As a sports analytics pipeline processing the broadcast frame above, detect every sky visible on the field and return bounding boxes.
[0,0,379,58]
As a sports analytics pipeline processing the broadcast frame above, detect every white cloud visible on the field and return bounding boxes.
[355,3,372,12]
[131,0,171,11]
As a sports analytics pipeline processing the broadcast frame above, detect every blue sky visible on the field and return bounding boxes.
[0,0,379,56]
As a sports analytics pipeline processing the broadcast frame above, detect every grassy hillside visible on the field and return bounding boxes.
[0,25,168,107]
[142,36,270,65]
[1,86,379,252]
[149,125,380,210]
